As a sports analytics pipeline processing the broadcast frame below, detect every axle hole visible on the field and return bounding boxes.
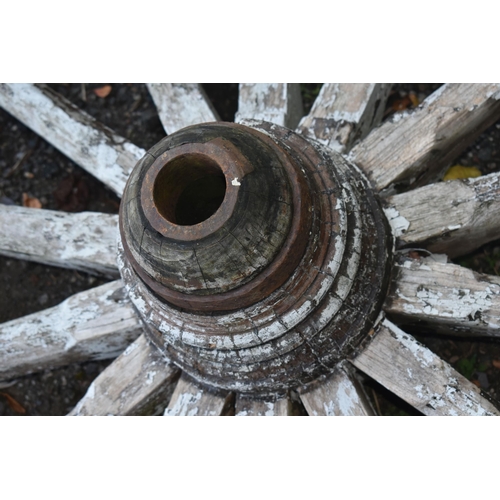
[153,154,226,226]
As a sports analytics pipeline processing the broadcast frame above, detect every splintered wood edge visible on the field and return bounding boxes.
[350,83,500,191]
[385,256,500,337]
[235,83,304,130]
[297,83,392,153]
[147,83,219,134]
[385,171,500,257]
[0,205,119,277]
[298,362,375,416]
[0,83,145,197]
[69,333,180,416]
[235,394,290,416]
[164,373,230,416]
[352,319,500,416]
[0,280,143,381]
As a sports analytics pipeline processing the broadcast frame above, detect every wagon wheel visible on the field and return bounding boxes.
[1,83,500,416]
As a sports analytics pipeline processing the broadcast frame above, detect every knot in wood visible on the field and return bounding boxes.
[118,121,393,394]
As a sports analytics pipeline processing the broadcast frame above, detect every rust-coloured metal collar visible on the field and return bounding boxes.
[120,122,312,312]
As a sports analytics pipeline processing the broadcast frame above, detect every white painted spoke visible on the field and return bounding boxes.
[147,83,219,134]
[0,280,143,381]
[385,256,500,337]
[0,84,145,196]
[385,172,500,257]
[235,83,303,129]
[350,83,500,191]
[298,363,375,415]
[0,205,119,277]
[164,373,230,416]
[297,83,391,153]
[352,319,500,416]
[235,394,289,416]
[69,333,179,416]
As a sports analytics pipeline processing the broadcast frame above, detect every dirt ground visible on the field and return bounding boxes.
[1,83,500,416]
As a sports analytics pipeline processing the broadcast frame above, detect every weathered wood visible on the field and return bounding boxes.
[0,280,143,381]
[352,319,500,415]
[385,172,500,257]
[235,395,289,416]
[69,333,180,416]
[0,84,145,196]
[350,83,500,191]
[147,83,219,134]
[235,83,303,129]
[385,256,500,337]
[164,373,230,416]
[297,83,391,153]
[0,205,119,277]
[298,363,375,415]
[118,121,392,394]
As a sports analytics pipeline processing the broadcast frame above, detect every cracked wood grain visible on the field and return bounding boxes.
[0,280,143,381]
[385,256,500,337]
[0,83,145,196]
[384,171,500,257]
[147,83,219,134]
[297,83,391,153]
[164,373,230,416]
[0,205,119,277]
[69,333,180,416]
[350,83,500,191]
[235,83,303,129]
[352,319,500,416]
[298,362,375,415]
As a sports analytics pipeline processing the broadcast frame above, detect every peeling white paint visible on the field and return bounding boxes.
[0,280,142,380]
[0,84,144,196]
[147,83,218,135]
[146,371,157,386]
[360,320,500,415]
[0,206,119,277]
[384,207,410,237]
[334,377,359,416]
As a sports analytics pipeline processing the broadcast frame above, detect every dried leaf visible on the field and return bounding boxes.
[22,192,42,208]
[409,92,419,107]
[0,391,26,414]
[392,96,412,112]
[94,85,112,98]
[443,165,482,181]
[492,359,500,370]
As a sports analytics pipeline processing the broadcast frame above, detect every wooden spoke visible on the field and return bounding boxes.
[0,280,143,381]
[0,205,119,277]
[297,83,391,153]
[69,333,180,416]
[350,84,500,191]
[385,255,500,337]
[352,319,500,416]
[385,172,500,257]
[235,83,303,129]
[235,394,289,416]
[298,363,375,416]
[0,84,145,196]
[147,83,219,134]
[164,373,231,416]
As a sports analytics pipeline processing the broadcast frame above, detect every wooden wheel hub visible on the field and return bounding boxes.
[118,120,393,394]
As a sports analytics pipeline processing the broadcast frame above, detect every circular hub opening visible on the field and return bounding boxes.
[153,153,226,226]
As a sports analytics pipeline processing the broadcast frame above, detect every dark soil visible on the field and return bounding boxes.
[1,83,500,416]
